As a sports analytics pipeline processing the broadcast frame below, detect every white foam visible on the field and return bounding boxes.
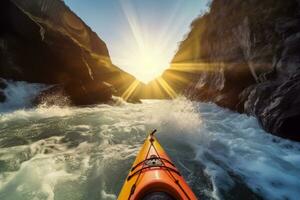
[0,79,46,112]
[154,100,300,200]
[0,98,299,200]
[101,190,116,200]
[113,99,300,200]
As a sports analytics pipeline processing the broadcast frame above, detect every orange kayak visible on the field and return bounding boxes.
[118,130,198,200]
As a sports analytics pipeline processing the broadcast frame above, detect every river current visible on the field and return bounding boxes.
[0,81,300,200]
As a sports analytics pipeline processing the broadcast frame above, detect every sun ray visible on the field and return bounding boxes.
[156,77,177,99]
[148,80,166,98]
[170,62,217,72]
[119,1,145,51]
[162,71,190,85]
[111,0,209,83]
[121,79,140,101]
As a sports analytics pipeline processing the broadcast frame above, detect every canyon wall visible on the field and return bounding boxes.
[1,0,300,141]
[0,0,135,105]
[163,0,300,141]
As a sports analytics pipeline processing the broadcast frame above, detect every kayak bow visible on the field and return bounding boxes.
[118,130,198,200]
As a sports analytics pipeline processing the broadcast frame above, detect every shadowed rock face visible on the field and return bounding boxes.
[0,0,135,105]
[0,79,7,102]
[1,0,300,140]
[159,0,300,141]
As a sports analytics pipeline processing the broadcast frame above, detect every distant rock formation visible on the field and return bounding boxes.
[0,0,135,105]
[160,0,300,141]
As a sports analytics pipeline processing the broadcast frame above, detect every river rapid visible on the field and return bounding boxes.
[0,82,300,200]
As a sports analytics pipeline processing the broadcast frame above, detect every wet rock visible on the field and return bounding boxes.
[0,92,5,102]
[242,12,300,141]
[0,79,7,89]
[34,85,69,106]
[64,80,112,105]
[0,0,136,105]
[242,74,300,141]
[241,22,300,141]
[34,80,113,106]
[159,0,300,141]
[0,79,6,102]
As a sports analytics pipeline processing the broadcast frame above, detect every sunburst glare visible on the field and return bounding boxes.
[116,0,208,83]
[64,0,210,83]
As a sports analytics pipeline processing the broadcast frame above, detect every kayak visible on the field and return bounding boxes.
[118,130,198,200]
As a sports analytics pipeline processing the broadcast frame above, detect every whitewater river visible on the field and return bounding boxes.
[0,83,300,200]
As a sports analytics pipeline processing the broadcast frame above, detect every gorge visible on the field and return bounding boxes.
[160,0,300,141]
[1,1,300,200]
[1,1,300,141]
[0,0,136,105]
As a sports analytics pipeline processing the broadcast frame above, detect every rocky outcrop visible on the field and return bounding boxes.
[161,0,300,141]
[240,18,300,140]
[0,0,135,105]
[0,79,7,102]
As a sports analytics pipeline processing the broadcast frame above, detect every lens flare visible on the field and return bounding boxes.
[115,0,204,83]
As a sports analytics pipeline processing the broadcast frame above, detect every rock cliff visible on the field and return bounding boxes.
[2,0,300,141]
[162,0,300,141]
[0,0,135,105]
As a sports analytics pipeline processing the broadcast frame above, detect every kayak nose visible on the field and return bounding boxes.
[145,155,163,167]
[118,130,198,200]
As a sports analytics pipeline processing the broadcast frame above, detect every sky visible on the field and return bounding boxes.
[64,0,210,83]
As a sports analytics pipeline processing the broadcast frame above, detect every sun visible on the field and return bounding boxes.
[108,0,192,84]
[125,46,170,83]
[98,0,210,84]
[64,0,210,84]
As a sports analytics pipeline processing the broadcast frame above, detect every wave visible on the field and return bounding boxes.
[0,98,299,200]
[0,79,46,112]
